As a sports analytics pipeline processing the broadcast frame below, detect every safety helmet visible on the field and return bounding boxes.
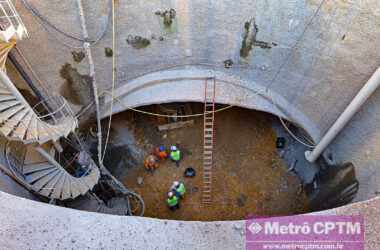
[170,145,177,151]
[159,145,165,151]
[168,191,174,197]
[173,181,179,187]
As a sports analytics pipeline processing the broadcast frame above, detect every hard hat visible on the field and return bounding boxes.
[173,181,179,187]
[159,145,165,151]
[168,191,174,197]
[170,145,177,151]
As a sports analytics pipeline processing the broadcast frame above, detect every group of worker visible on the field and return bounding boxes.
[143,145,185,211]
[167,181,186,211]
[144,145,182,172]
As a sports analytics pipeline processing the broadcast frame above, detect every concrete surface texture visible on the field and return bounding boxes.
[12,0,380,202]
[0,190,379,249]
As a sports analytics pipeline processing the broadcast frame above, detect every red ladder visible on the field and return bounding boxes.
[202,78,216,205]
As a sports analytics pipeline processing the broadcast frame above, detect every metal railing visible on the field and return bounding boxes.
[0,0,28,38]
[32,95,77,127]
[5,140,26,177]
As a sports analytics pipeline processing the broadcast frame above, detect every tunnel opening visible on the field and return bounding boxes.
[82,101,340,221]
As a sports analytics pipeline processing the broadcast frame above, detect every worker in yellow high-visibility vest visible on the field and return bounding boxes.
[169,145,181,167]
[172,181,186,199]
[166,191,179,211]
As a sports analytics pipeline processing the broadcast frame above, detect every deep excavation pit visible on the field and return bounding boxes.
[97,103,314,221]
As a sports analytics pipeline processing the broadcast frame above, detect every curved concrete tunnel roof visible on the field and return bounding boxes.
[100,67,322,141]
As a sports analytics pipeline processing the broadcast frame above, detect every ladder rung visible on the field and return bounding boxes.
[203,84,215,206]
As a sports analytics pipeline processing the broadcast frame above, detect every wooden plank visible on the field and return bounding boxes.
[158,120,194,131]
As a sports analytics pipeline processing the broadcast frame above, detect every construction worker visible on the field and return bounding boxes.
[172,181,186,199]
[169,145,181,167]
[144,154,159,173]
[154,145,168,160]
[167,191,179,211]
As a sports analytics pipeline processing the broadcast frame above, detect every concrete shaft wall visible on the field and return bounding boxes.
[13,0,380,201]
[0,190,379,249]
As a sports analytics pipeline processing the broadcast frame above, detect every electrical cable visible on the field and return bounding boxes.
[20,0,111,48]
[101,0,116,162]
[278,116,315,148]
[101,90,234,118]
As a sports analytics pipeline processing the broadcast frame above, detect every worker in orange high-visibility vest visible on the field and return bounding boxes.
[144,154,159,173]
[154,145,168,160]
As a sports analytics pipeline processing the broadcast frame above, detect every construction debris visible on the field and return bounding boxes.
[158,120,194,131]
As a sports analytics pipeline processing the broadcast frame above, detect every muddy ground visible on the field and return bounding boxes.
[105,105,308,221]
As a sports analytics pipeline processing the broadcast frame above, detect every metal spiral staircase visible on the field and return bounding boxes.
[0,0,28,42]
[0,73,78,144]
[0,1,100,201]
[5,140,100,200]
